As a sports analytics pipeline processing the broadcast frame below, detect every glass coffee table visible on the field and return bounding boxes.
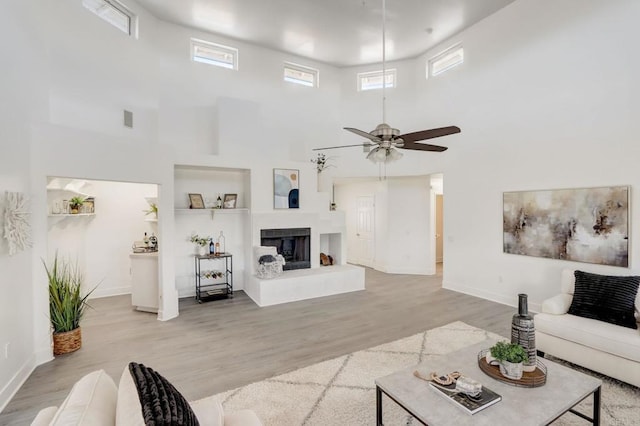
[375,339,601,425]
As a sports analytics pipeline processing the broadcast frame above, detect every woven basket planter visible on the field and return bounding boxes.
[53,327,82,355]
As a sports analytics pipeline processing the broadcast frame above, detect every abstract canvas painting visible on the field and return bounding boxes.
[273,169,299,209]
[503,186,629,266]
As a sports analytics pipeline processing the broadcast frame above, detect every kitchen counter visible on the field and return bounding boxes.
[130,252,158,313]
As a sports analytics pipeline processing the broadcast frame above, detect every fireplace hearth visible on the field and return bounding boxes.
[260,228,310,270]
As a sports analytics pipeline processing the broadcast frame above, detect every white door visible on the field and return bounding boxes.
[355,196,375,267]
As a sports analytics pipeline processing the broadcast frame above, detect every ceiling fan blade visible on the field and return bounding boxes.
[344,127,381,142]
[313,143,374,151]
[400,141,448,152]
[399,126,461,143]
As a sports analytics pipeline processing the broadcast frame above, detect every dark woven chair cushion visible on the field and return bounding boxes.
[568,270,639,329]
[129,362,199,425]
[259,254,276,264]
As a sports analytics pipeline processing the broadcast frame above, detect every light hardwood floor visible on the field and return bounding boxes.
[1,266,514,424]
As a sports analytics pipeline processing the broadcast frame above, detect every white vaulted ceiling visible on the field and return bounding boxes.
[134,0,516,66]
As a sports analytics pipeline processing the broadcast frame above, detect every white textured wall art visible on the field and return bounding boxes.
[3,191,32,255]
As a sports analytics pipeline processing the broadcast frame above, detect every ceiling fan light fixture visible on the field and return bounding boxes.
[371,123,400,140]
[366,146,403,164]
[387,147,403,162]
[366,147,382,163]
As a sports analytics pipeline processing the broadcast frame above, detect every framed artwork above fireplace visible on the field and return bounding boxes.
[274,168,299,209]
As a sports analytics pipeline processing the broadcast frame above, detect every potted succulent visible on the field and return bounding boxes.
[44,254,96,355]
[68,196,85,214]
[190,234,211,256]
[488,341,528,380]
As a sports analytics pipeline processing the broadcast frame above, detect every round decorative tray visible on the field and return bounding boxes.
[477,349,547,388]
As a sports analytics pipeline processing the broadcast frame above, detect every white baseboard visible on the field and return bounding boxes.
[442,280,541,313]
[384,265,435,275]
[90,286,131,299]
[0,354,37,414]
[34,348,54,367]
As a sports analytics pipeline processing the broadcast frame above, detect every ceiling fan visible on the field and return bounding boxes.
[313,0,461,164]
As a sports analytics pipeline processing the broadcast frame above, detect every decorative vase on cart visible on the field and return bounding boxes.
[511,293,536,372]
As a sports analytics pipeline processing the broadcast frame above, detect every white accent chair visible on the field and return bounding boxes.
[254,246,285,279]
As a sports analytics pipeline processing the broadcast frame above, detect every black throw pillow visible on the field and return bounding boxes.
[568,270,639,329]
[129,362,199,426]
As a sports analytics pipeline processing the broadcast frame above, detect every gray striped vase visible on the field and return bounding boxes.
[511,293,536,372]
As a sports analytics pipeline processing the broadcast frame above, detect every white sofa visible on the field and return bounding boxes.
[535,269,640,388]
[31,367,261,425]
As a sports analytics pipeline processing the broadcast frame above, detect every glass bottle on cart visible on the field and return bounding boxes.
[217,231,225,254]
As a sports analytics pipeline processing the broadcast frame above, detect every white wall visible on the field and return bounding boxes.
[335,177,433,274]
[385,177,432,275]
[155,20,343,160]
[0,0,50,411]
[418,0,640,310]
[329,0,640,312]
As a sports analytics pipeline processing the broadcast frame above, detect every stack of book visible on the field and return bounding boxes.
[429,378,501,415]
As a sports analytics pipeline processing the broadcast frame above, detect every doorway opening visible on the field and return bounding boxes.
[431,174,444,276]
[46,176,160,314]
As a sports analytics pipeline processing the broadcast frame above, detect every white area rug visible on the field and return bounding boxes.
[215,321,639,425]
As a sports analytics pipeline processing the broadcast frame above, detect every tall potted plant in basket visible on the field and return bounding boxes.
[44,254,96,355]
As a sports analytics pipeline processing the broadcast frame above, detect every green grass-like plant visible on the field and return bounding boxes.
[44,254,95,333]
[489,341,528,363]
[144,203,158,217]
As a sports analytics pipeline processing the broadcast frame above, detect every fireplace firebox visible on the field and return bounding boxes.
[260,228,310,270]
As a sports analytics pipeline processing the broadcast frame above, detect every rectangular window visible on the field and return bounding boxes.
[82,0,134,35]
[284,62,319,87]
[191,38,238,70]
[428,45,464,78]
[357,69,396,91]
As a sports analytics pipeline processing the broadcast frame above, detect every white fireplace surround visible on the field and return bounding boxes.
[246,211,365,306]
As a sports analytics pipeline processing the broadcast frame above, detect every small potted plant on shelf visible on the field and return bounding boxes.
[44,254,97,355]
[144,203,158,219]
[488,341,528,380]
[189,234,211,256]
[68,196,85,214]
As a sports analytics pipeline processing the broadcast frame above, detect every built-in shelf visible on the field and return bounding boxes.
[46,178,94,198]
[48,213,96,217]
[175,208,249,213]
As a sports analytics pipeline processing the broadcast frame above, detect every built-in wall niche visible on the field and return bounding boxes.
[173,165,250,210]
[173,164,251,297]
[319,233,341,265]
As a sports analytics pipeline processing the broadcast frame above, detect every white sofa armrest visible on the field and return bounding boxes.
[225,409,263,426]
[189,396,224,426]
[541,293,573,314]
[189,395,262,426]
[30,406,58,426]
